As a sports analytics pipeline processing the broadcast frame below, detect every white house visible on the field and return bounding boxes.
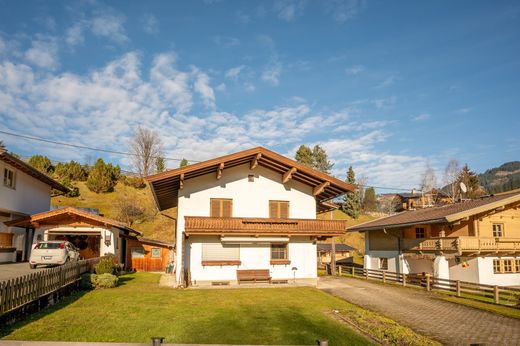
[0,147,69,263]
[147,147,354,287]
[348,191,520,287]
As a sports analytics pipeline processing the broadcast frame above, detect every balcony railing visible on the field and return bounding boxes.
[402,237,520,254]
[184,216,347,237]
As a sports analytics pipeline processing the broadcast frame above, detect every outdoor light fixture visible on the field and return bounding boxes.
[104,230,111,247]
[292,266,298,284]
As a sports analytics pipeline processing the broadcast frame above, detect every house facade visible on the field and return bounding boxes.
[147,147,354,286]
[348,191,520,286]
[0,148,69,263]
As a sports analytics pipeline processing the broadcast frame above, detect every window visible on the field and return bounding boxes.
[202,242,240,264]
[503,259,513,273]
[271,243,288,260]
[415,227,425,239]
[3,168,15,189]
[248,174,255,182]
[210,198,233,217]
[379,258,388,270]
[492,224,503,237]
[151,248,161,258]
[493,259,501,274]
[269,200,289,218]
[516,259,520,273]
[131,247,145,258]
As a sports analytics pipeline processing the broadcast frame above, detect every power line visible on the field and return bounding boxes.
[0,129,200,163]
[1,129,418,192]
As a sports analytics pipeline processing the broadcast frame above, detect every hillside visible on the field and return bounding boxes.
[51,181,176,242]
[478,161,520,194]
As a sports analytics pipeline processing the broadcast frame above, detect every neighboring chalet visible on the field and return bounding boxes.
[317,243,355,265]
[394,190,452,211]
[348,191,520,286]
[0,148,69,263]
[147,147,354,286]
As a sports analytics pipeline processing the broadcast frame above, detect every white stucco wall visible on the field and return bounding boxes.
[0,160,52,215]
[188,235,317,284]
[447,257,480,283]
[364,250,401,272]
[477,257,520,287]
[176,164,317,284]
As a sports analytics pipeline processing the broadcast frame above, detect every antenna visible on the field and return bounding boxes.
[460,182,467,193]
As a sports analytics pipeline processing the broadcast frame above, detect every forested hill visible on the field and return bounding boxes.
[478,161,520,194]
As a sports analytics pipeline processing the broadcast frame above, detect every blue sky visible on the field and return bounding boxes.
[0,0,519,191]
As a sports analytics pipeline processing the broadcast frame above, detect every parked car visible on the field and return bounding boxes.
[29,241,80,269]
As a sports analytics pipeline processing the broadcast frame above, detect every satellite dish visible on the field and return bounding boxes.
[460,182,467,193]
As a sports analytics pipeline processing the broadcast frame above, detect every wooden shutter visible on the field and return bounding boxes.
[210,199,233,217]
[269,201,289,218]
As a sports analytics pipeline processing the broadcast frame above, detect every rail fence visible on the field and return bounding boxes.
[0,257,100,315]
[337,265,520,308]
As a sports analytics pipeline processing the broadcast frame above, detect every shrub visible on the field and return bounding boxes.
[86,159,120,193]
[55,161,88,181]
[121,176,146,189]
[95,256,117,275]
[79,273,94,290]
[91,273,118,289]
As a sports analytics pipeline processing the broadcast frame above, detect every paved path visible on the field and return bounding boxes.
[0,262,47,282]
[319,276,520,346]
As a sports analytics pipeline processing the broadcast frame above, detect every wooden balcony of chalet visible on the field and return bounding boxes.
[401,237,520,255]
[184,216,347,238]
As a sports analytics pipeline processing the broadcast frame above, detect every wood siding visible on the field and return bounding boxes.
[125,239,171,272]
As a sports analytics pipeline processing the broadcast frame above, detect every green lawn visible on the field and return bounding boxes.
[1,273,370,345]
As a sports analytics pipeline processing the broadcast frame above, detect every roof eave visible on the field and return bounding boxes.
[348,218,448,232]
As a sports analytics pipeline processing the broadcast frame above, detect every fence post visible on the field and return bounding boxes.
[338,266,342,276]
[426,274,431,291]
[382,271,386,283]
[494,286,499,304]
[351,266,355,277]
[402,273,407,287]
[456,280,461,297]
[365,269,369,280]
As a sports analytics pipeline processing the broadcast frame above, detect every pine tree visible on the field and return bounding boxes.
[28,155,54,174]
[363,187,377,212]
[156,157,165,173]
[459,164,484,198]
[86,159,119,193]
[312,145,334,174]
[342,166,361,218]
[294,145,314,167]
[179,158,188,168]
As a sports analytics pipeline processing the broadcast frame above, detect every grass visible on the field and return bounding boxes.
[52,181,176,241]
[1,273,438,345]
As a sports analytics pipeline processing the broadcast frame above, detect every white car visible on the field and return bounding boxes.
[29,241,80,269]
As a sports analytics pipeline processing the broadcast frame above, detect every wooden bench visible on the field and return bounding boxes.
[237,269,272,284]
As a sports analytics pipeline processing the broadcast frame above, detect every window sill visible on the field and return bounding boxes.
[270,260,291,265]
[202,260,241,266]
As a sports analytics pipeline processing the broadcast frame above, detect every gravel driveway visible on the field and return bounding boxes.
[0,262,48,282]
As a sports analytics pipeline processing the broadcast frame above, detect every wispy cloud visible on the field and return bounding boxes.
[225,65,246,80]
[142,14,159,34]
[213,36,240,48]
[345,64,365,75]
[273,0,307,22]
[412,113,430,121]
[325,0,366,23]
[91,14,129,43]
[262,60,282,86]
[376,75,397,88]
[24,36,58,70]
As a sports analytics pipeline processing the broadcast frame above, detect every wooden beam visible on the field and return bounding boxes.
[216,162,225,180]
[282,167,297,184]
[250,153,261,169]
[179,173,184,190]
[313,181,330,196]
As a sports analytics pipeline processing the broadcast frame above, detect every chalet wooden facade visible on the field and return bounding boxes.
[147,147,354,287]
[349,191,520,286]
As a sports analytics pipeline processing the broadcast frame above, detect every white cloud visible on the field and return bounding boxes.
[65,22,86,47]
[91,14,128,43]
[412,113,430,121]
[244,82,255,92]
[273,0,307,22]
[325,0,366,23]
[143,14,159,34]
[193,69,216,109]
[213,36,240,48]
[262,61,282,86]
[24,37,58,70]
[225,65,245,80]
[215,83,226,92]
[345,64,365,75]
[376,75,397,88]
[371,96,396,109]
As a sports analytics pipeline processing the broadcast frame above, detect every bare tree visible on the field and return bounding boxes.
[130,126,164,177]
[357,175,368,209]
[444,159,461,203]
[421,163,437,206]
[115,189,145,226]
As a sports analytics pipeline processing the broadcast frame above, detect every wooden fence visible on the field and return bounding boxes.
[0,258,100,315]
[337,265,520,308]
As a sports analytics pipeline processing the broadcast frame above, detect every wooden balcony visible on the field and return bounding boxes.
[184,216,347,237]
[402,237,520,255]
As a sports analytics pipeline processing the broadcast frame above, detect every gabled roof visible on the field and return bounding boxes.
[0,148,69,193]
[146,147,356,211]
[4,207,141,235]
[348,191,520,232]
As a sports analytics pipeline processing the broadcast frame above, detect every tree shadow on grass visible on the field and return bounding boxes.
[0,289,90,339]
[117,275,135,286]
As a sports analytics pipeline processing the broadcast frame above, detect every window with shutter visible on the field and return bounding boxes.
[269,200,289,218]
[210,198,233,217]
[202,242,240,265]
